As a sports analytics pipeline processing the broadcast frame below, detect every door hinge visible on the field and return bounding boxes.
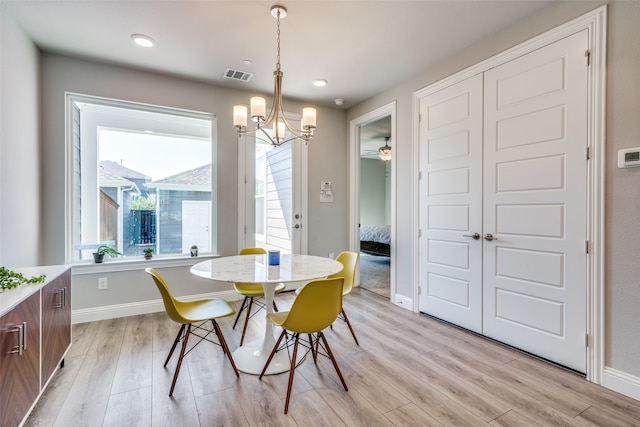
[418,229,422,238]
[585,240,589,254]
[585,333,589,347]
[586,146,590,160]
[418,286,422,295]
[585,50,591,66]
[419,171,422,180]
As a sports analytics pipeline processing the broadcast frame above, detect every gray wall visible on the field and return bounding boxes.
[360,158,387,225]
[348,0,640,379]
[0,7,349,309]
[38,53,348,305]
[0,5,41,266]
[603,0,640,380]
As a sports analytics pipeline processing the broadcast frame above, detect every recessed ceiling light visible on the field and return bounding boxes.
[313,79,328,87]
[243,59,252,65]
[131,34,155,48]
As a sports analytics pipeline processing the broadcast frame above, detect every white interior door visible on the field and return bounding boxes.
[482,30,588,372]
[418,30,588,372]
[418,74,484,333]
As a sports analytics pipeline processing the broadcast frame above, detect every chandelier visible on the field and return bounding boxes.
[233,5,316,147]
[378,137,392,161]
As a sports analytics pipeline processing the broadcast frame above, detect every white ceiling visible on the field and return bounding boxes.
[4,0,556,157]
[4,0,555,110]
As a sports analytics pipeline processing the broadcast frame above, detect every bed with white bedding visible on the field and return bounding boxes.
[359,224,390,257]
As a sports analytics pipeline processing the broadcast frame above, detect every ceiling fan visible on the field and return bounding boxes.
[361,136,392,161]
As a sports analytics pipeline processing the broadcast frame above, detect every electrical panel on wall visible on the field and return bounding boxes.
[320,181,333,203]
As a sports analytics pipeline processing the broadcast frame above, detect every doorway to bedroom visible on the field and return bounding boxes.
[358,114,392,299]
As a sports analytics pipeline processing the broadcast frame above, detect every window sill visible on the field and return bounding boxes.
[71,254,220,275]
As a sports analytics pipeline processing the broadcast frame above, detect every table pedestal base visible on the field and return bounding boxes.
[232,341,290,375]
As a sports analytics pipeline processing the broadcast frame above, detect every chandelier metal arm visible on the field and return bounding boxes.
[246,123,312,147]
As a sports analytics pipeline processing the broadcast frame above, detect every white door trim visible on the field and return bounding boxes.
[412,6,606,383]
[349,102,397,300]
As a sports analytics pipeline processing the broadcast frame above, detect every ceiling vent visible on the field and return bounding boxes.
[224,68,253,82]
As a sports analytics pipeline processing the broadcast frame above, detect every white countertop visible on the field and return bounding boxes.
[0,265,70,317]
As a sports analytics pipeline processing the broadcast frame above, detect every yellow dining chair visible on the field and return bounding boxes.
[331,251,360,345]
[145,268,239,396]
[296,251,360,345]
[259,277,348,414]
[232,247,286,345]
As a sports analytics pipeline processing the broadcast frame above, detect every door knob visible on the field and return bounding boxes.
[484,233,498,241]
[463,233,481,240]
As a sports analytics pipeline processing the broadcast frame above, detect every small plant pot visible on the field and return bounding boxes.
[93,253,105,263]
[144,253,153,260]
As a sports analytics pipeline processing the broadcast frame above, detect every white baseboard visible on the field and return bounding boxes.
[603,367,640,401]
[393,294,412,311]
[72,290,241,324]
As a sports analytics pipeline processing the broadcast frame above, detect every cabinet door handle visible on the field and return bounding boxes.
[22,321,27,352]
[55,288,64,309]
[8,324,21,354]
[7,322,26,355]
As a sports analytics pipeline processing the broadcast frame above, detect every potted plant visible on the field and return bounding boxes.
[93,245,122,263]
[143,247,154,260]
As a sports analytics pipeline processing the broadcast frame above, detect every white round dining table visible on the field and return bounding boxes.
[190,253,342,375]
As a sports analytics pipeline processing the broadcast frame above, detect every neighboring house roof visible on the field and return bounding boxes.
[100,160,149,180]
[100,161,147,196]
[146,164,211,192]
[99,168,135,189]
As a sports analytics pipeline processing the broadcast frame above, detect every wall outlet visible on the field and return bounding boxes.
[98,277,108,290]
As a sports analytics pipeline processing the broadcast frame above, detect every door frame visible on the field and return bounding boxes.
[412,6,606,382]
[349,102,397,300]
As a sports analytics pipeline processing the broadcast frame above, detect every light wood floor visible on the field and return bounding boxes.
[26,288,640,426]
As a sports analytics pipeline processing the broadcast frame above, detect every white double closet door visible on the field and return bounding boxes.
[418,30,588,373]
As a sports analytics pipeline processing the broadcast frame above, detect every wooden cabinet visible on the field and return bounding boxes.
[0,266,71,426]
[41,268,71,386]
[0,291,41,427]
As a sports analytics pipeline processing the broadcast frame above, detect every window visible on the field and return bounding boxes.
[68,95,214,262]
